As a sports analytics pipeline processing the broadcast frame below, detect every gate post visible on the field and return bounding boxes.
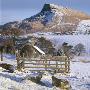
[65,56,70,73]
[67,57,70,73]
[56,57,58,73]
[22,53,25,69]
[65,56,67,73]
[45,57,47,71]
[16,50,22,71]
[0,46,4,61]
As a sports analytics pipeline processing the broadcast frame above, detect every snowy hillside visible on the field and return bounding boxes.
[75,20,90,35]
[33,33,90,54]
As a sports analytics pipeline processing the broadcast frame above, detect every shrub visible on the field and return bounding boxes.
[37,37,55,55]
[74,43,85,56]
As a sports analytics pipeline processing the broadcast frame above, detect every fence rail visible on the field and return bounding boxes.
[17,56,70,73]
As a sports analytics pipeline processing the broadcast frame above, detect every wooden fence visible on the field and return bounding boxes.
[17,56,70,73]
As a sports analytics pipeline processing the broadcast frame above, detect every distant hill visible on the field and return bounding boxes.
[0,4,90,35]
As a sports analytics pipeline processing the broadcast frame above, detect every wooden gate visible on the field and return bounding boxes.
[17,56,70,73]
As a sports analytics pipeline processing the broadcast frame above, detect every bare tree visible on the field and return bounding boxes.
[58,42,73,58]
[37,37,55,55]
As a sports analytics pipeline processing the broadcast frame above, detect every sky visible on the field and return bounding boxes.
[0,0,90,25]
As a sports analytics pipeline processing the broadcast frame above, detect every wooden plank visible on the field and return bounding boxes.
[23,70,66,73]
[23,70,54,71]
[19,56,67,59]
[19,57,68,61]
[18,55,70,73]
[24,63,68,65]
[24,66,66,69]
[24,59,66,61]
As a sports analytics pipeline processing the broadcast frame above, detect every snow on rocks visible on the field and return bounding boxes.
[0,72,59,90]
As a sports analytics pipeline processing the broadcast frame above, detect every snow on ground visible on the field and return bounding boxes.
[0,54,90,90]
[75,20,90,35]
[55,57,90,90]
[72,55,90,62]
[0,54,16,66]
[0,66,57,90]
[0,54,60,90]
[0,69,60,90]
[69,57,90,90]
[0,34,90,90]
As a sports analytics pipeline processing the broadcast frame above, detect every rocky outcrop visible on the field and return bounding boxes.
[0,63,15,73]
[0,4,90,35]
[52,76,71,89]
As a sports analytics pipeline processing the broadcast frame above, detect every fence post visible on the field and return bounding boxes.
[67,57,70,73]
[65,56,70,73]
[16,50,21,71]
[56,57,58,73]
[45,57,47,71]
[0,46,4,61]
[22,53,25,69]
[0,51,3,61]
[64,56,67,73]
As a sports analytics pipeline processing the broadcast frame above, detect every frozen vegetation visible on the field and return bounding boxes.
[33,34,90,54]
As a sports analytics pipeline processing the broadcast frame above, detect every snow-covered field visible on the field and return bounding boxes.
[68,57,90,90]
[75,20,90,35]
[0,54,16,65]
[0,54,90,90]
[0,34,90,90]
